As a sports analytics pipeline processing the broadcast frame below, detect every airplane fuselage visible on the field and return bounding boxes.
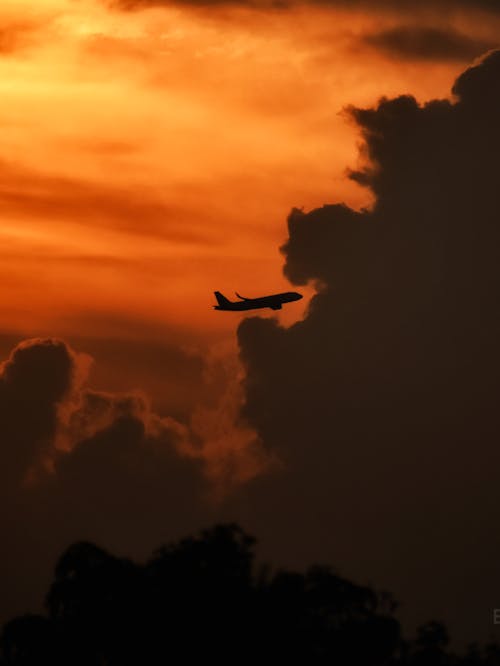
[214,291,302,311]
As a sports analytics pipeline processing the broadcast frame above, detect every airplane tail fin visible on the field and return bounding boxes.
[214,291,231,307]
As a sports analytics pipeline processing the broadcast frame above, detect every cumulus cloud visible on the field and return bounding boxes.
[0,337,266,624]
[0,336,267,495]
[46,400,205,548]
[0,338,192,483]
[189,351,275,497]
[0,339,81,489]
[237,50,500,642]
[0,338,206,528]
[69,333,207,421]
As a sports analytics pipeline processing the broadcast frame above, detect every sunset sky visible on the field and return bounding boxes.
[1,0,500,648]
[2,0,494,341]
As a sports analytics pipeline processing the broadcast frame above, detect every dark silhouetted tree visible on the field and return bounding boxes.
[1,524,498,665]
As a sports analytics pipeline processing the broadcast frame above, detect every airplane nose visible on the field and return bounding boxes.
[294,292,303,300]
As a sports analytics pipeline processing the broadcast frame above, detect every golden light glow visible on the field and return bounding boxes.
[0,0,493,343]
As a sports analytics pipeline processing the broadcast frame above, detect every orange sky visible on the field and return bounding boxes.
[0,0,496,350]
[2,1,500,635]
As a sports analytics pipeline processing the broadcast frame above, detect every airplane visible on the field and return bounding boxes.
[213,290,303,311]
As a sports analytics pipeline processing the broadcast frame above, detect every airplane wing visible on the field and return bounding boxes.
[270,304,282,310]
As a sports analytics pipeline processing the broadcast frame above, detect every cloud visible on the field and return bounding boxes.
[0,339,82,489]
[0,339,196,623]
[106,0,500,14]
[46,396,206,546]
[0,337,260,493]
[0,336,269,623]
[0,161,213,245]
[106,0,274,9]
[68,332,207,421]
[0,21,45,55]
[189,351,275,497]
[0,337,194,489]
[317,0,500,10]
[362,26,496,61]
[236,50,500,642]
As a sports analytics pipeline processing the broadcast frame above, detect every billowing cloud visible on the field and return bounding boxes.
[45,394,207,550]
[0,337,200,498]
[237,50,500,643]
[2,0,500,644]
[0,337,266,624]
[69,333,207,420]
[0,339,78,489]
[190,351,273,496]
[363,26,496,61]
[0,336,264,493]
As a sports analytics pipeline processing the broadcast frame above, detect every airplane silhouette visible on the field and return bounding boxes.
[214,290,302,311]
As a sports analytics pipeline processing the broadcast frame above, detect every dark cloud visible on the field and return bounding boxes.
[0,338,214,624]
[45,397,207,552]
[69,333,207,421]
[237,50,500,642]
[106,0,500,14]
[0,336,269,625]
[0,339,87,620]
[317,0,500,10]
[363,26,496,61]
[0,339,75,489]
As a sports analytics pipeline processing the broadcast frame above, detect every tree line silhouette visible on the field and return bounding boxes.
[0,524,498,665]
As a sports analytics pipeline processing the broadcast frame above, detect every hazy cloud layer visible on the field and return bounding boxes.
[0,161,212,244]
[108,0,500,13]
[0,21,42,55]
[237,50,500,642]
[363,26,496,61]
